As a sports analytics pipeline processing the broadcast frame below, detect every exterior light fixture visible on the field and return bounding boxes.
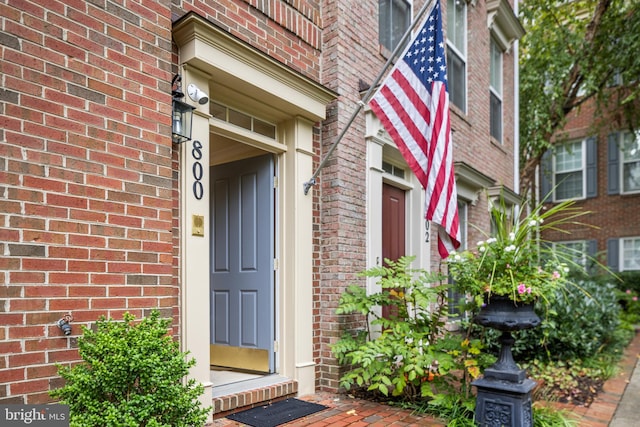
[57,313,73,336]
[172,74,195,144]
[187,83,209,105]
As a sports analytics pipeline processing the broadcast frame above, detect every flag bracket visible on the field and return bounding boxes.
[302,178,316,195]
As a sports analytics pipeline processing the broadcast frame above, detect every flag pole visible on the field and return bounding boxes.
[303,0,436,195]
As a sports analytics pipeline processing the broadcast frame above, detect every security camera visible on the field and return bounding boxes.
[187,84,209,105]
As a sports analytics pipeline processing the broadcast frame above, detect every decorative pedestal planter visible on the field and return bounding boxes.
[471,296,541,427]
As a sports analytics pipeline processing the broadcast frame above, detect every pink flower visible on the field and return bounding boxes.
[518,283,527,294]
[527,287,532,294]
[633,296,638,302]
[627,289,632,294]
[552,271,561,280]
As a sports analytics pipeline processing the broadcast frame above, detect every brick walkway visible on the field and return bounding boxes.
[556,329,640,426]
[214,331,640,426]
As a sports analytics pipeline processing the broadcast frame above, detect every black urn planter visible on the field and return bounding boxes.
[473,295,541,331]
[471,295,541,427]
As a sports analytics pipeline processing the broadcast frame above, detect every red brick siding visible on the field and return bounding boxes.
[0,0,175,403]
[315,0,519,391]
[542,96,640,263]
[176,0,322,80]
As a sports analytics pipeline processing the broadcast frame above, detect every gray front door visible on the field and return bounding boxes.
[210,154,275,373]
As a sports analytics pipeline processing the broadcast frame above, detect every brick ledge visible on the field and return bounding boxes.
[212,379,298,419]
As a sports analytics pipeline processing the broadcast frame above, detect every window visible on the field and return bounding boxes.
[554,140,585,200]
[553,240,588,269]
[446,0,467,112]
[489,38,502,142]
[448,200,468,317]
[382,160,406,179]
[619,131,640,193]
[622,238,640,271]
[541,137,597,201]
[379,0,411,52]
[609,237,640,272]
[608,131,640,195]
[210,101,277,139]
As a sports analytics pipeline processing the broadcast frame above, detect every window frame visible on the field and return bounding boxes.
[489,37,503,142]
[446,0,467,113]
[552,139,587,201]
[621,237,640,271]
[552,240,588,269]
[378,0,412,53]
[448,200,468,317]
[619,131,640,194]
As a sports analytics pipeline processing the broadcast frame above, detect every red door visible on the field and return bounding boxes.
[382,184,405,319]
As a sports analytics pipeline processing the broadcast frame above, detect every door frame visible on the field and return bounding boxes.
[174,12,335,399]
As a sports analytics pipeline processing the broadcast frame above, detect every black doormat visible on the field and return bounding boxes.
[226,398,328,427]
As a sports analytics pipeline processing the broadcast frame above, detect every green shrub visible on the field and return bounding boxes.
[50,310,210,427]
[476,280,623,362]
[332,256,492,401]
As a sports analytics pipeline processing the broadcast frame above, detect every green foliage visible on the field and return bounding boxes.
[536,280,622,360]
[532,403,578,427]
[50,310,210,427]
[404,393,476,427]
[525,359,611,403]
[332,256,492,402]
[447,198,588,307]
[478,280,623,362]
[615,287,640,324]
[594,271,640,323]
[518,0,640,195]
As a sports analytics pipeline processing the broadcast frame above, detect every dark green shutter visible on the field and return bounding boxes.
[586,239,597,273]
[540,150,553,201]
[608,133,620,195]
[586,137,597,198]
[607,238,619,272]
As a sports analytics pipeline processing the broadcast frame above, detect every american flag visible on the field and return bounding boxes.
[370,0,460,259]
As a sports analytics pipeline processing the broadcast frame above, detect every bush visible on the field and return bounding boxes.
[476,280,622,362]
[50,310,210,427]
[332,256,493,401]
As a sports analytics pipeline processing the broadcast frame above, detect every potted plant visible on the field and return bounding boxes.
[446,197,590,321]
[446,197,592,379]
[447,197,592,424]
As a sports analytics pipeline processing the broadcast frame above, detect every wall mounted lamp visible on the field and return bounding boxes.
[57,313,73,336]
[172,74,195,144]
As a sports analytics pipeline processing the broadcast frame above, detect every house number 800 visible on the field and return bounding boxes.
[192,140,204,200]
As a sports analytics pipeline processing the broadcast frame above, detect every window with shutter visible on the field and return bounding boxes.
[608,131,640,195]
[621,131,640,194]
[622,237,640,271]
[543,137,597,201]
[553,240,589,269]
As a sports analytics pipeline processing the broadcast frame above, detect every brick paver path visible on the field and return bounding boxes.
[213,331,640,426]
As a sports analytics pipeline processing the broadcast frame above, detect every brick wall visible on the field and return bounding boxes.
[0,0,174,404]
[313,0,381,391]
[450,0,516,190]
[314,0,520,391]
[177,0,322,80]
[542,96,640,261]
[0,0,522,403]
